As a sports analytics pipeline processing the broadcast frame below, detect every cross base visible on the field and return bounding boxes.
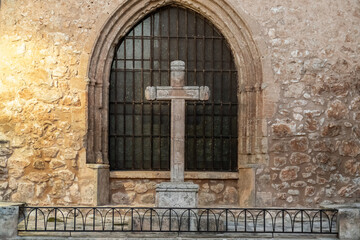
[155,182,199,208]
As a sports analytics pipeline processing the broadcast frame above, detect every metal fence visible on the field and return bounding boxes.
[18,207,338,235]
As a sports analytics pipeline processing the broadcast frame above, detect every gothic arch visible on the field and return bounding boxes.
[86,0,267,205]
[86,0,270,206]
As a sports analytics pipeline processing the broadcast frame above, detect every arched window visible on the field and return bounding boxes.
[109,6,237,171]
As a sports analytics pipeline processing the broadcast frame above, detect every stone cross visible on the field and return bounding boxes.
[145,60,210,182]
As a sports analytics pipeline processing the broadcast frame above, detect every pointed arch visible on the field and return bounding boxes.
[86,0,267,206]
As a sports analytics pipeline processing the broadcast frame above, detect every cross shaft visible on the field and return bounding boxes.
[145,60,210,182]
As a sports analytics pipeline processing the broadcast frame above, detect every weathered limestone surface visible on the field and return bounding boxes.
[0,0,359,207]
[156,182,199,208]
[0,202,24,238]
[338,206,360,240]
[245,0,360,206]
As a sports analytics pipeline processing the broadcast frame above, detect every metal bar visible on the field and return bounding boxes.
[193,9,198,170]
[150,209,153,231]
[35,208,38,231]
[109,135,237,139]
[169,208,172,231]
[228,42,233,171]
[164,6,170,169]
[110,101,237,106]
[263,210,266,232]
[114,46,118,170]
[157,9,165,170]
[131,208,134,231]
[93,208,95,230]
[147,12,154,170]
[320,210,323,233]
[123,37,127,169]
[150,8,162,169]
[211,22,216,170]
[54,208,57,231]
[141,16,144,170]
[207,209,210,231]
[112,208,114,231]
[244,209,247,232]
[184,7,189,170]
[301,210,304,233]
[74,208,76,231]
[132,27,136,170]
[111,69,238,73]
[220,36,224,170]
[167,100,170,170]
[282,210,285,233]
[176,6,179,60]
[225,209,228,232]
[202,16,207,171]
[188,209,191,231]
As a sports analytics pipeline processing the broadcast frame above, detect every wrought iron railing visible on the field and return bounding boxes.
[18,207,338,235]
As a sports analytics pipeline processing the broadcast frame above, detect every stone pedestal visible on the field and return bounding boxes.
[336,203,360,240]
[155,182,199,208]
[87,164,110,206]
[0,202,24,239]
[322,203,360,240]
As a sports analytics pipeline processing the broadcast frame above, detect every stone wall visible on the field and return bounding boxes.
[0,0,359,207]
[248,0,360,207]
[0,0,98,205]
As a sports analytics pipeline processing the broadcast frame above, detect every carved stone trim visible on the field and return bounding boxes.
[145,86,209,100]
[87,164,110,169]
[110,171,239,180]
[86,0,266,207]
[86,0,265,166]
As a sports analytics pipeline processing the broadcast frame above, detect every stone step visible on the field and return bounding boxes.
[16,232,339,240]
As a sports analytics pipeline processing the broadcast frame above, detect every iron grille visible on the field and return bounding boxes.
[109,6,238,171]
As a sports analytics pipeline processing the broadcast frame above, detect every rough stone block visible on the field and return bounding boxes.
[279,166,300,181]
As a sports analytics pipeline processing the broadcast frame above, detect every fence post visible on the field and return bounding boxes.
[336,203,360,240]
[0,202,24,239]
[323,203,360,240]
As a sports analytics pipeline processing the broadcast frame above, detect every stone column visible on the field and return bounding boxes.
[170,98,185,182]
[169,60,186,182]
[0,202,24,239]
[87,163,110,205]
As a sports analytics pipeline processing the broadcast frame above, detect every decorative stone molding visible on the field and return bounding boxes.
[110,171,239,180]
[86,0,266,206]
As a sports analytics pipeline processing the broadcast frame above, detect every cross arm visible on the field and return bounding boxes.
[145,86,210,101]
